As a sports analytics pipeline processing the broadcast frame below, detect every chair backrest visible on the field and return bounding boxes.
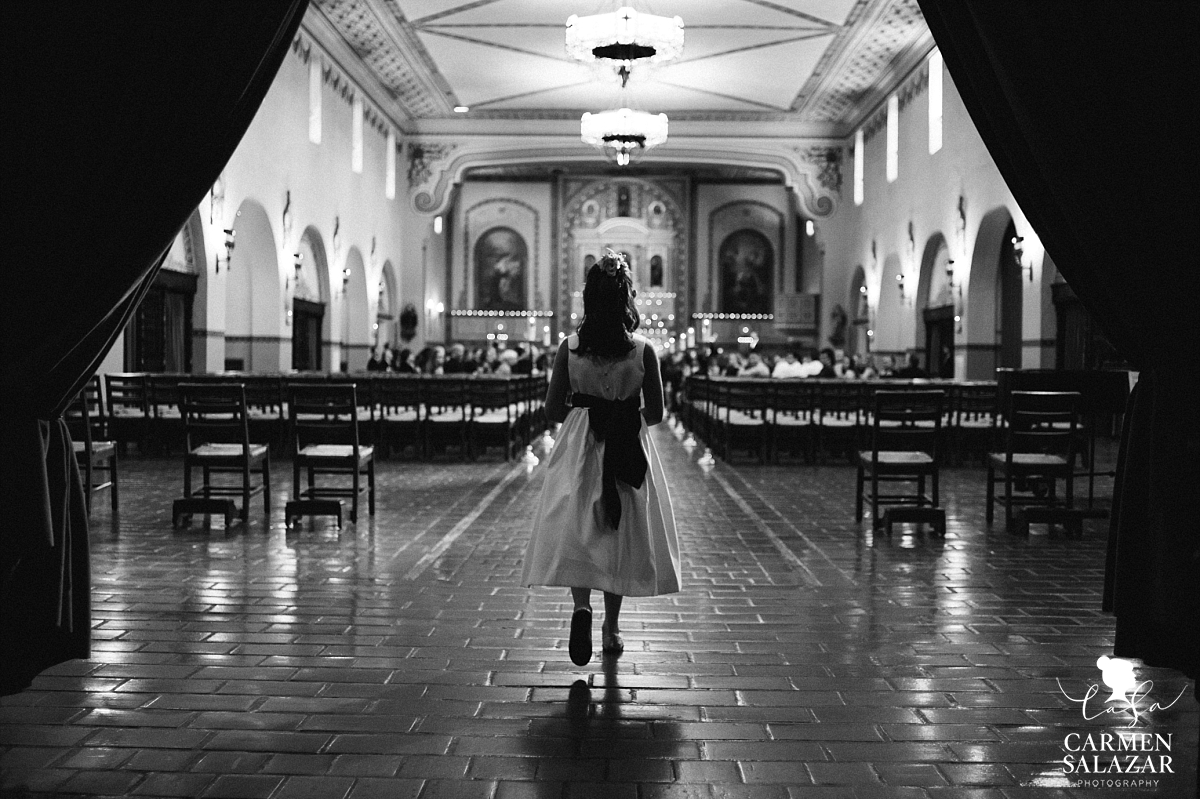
[289,383,361,449]
[373,375,423,420]
[870,389,945,456]
[1006,390,1080,459]
[469,378,514,419]
[105,373,148,417]
[179,383,251,450]
[772,380,816,419]
[954,382,999,426]
[147,374,182,417]
[64,383,96,451]
[423,378,468,419]
[724,381,767,419]
[817,381,864,423]
[242,376,284,418]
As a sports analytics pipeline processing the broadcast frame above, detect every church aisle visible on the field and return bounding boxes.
[0,424,1194,798]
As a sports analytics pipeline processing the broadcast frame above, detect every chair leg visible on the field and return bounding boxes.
[368,460,375,515]
[350,465,360,523]
[292,460,301,503]
[855,466,864,521]
[931,469,939,509]
[262,454,271,517]
[1004,473,1014,533]
[109,453,119,513]
[917,474,926,507]
[83,457,94,517]
[242,462,251,522]
[985,466,995,524]
[870,472,879,528]
[183,462,192,502]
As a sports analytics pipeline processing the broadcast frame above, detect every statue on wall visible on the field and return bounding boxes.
[399,302,418,342]
[475,226,527,311]
[828,303,848,347]
[719,228,773,314]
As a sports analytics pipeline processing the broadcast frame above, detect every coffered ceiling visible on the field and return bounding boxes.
[311,0,934,136]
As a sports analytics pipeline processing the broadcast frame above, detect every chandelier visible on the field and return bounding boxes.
[566,6,683,85]
[581,107,668,166]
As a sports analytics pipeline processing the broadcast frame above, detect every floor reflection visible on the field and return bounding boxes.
[518,654,687,794]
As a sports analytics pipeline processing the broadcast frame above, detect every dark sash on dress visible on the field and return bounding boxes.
[571,392,647,530]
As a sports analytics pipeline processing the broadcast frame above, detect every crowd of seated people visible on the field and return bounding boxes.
[658,346,933,411]
[366,341,551,377]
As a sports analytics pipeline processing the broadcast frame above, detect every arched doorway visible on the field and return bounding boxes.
[965,207,1019,379]
[340,247,370,372]
[848,265,869,359]
[225,199,282,372]
[376,260,398,351]
[291,227,328,372]
[917,233,955,378]
[124,210,203,372]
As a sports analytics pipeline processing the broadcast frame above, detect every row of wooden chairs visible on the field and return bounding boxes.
[679,376,999,465]
[99,372,548,461]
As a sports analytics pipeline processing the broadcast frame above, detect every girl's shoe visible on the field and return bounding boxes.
[601,624,624,656]
[569,607,593,666]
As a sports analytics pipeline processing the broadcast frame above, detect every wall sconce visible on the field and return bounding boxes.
[332,216,342,256]
[805,220,815,237]
[214,228,235,273]
[282,190,294,240]
[896,272,909,305]
[210,174,226,225]
[341,266,351,296]
[945,258,957,289]
[1012,235,1033,282]
[433,215,444,235]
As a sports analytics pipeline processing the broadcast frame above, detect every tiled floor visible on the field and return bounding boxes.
[1,422,1195,798]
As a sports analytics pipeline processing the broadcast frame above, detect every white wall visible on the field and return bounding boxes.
[820,53,1055,378]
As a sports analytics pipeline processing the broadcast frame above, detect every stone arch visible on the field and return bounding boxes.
[965,206,1017,379]
[848,265,869,359]
[341,246,370,371]
[226,198,281,372]
[915,232,952,364]
[376,259,399,349]
[874,252,906,360]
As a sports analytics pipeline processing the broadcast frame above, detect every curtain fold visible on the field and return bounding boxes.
[0,1,308,695]
[918,1,1199,678]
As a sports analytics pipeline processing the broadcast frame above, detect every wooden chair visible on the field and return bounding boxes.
[172,383,271,527]
[147,374,185,454]
[771,380,817,463]
[104,372,149,453]
[423,378,469,460]
[373,375,422,458]
[816,381,864,463]
[952,382,999,465]
[242,376,285,453]
[469,378,519,460]
[287,383,375,526]
[65,376,118,516]
[855,389,946,535]
[719,380,770,462]
[986,390,1081,535]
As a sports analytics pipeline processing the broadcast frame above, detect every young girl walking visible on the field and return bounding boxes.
[521,253,681,666]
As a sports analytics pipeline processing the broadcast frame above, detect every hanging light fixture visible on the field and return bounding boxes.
[581,107,668,166]
[566,6,683,87]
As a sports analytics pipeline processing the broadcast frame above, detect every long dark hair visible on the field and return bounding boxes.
[572,252,639,358]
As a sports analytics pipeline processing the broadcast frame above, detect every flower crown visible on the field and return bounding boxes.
[600,249,630,277]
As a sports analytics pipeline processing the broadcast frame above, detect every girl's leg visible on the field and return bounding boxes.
[602,592,622,631]
[568,588,593,666]
[571,587,591,610]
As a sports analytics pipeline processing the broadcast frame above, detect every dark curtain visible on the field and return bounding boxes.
[918,1,1199,678]
[0,1,308,695]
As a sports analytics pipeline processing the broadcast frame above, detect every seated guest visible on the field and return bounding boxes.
[739,353,771,378]
[513,345,535,375]
[893,353,929,379]
[836,353,857,379]
[443,342,472,374]
[771,351,806,379]
[856,355,878,380]
[493,348,520,376]
[816,347,837,378]
[366,348,387,371]
[394,348,416,373]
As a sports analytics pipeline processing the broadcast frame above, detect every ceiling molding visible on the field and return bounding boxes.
[302,10,415,132]
[407,136,843,219]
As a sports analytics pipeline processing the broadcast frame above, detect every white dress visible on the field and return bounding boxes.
[521,334,681,597]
